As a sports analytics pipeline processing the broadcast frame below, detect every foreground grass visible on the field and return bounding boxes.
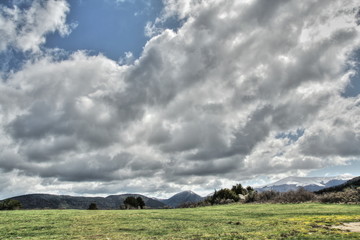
[0,203,360,239]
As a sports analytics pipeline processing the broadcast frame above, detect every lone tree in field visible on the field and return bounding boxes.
[136,197,145,209]
[88,203,98,210]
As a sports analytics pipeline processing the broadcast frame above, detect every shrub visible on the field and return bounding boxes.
[318,188,360,204]
[244,191,257,203]
[255,190,280,202]
[245,188,316,204]
[275,188,316,203]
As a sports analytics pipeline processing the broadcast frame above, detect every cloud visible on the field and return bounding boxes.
[299,96,360,157]
[0,0,74,52]
[0,0,360,198]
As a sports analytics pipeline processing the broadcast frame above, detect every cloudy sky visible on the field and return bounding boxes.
[0,0,360,199]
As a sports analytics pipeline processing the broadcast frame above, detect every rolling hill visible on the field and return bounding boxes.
[5,193,166,210]
[1,191,206,209]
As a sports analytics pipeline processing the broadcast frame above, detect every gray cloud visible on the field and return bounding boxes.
[0,0,360,199]
[22,136,78,162]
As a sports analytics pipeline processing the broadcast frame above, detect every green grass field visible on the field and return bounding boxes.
[1,203,360,239]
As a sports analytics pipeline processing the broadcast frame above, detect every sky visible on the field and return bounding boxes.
[0,0,360,199]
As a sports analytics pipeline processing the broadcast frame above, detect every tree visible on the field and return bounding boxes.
[231,184,247,195]
[136,197,145,209]
[124,196,138,209]
[212,188,240,204]
[246,186,254,193]
[0,199,22,210]
[88,203,98,210]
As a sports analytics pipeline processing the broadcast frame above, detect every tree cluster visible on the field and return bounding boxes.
[0,199,22,210]
[207,184,255,205]
[123,196,145,209]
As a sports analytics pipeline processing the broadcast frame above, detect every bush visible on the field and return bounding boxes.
[245,188,316,204]
[275,188,316,203]
[0,199,22,210]
[244,191,258,203]
[255,190,280,202]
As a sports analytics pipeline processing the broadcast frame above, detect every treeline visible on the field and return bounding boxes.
[179,184,360,208]
[179,184,256,207]
[249,187,360,204]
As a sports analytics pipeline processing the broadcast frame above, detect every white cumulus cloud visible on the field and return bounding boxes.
[0,0,359,198]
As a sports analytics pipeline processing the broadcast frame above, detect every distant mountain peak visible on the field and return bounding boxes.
[160,191,204,208]
[174,190,197,195]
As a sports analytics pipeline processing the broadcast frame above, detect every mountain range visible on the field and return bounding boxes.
[256,176,352,192]
[7,193,165,210]
[2,191,204,210]
[2,176,354,209]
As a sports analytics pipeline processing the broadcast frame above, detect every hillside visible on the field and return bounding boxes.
[7,193,166,210]
[315,176,360,194]
[2,191,206,209]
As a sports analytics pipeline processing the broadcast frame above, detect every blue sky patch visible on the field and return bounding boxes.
[275,128,305,143]
[45,0,164,61]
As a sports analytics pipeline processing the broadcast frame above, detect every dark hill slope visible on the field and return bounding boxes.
[315,176,360,194]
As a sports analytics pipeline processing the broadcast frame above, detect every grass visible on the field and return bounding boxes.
[0,203,360,239]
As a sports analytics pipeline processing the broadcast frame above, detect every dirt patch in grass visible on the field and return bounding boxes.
[332,222,360,233]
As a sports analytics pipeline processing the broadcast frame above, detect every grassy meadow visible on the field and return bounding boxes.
[1,203,360,239]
